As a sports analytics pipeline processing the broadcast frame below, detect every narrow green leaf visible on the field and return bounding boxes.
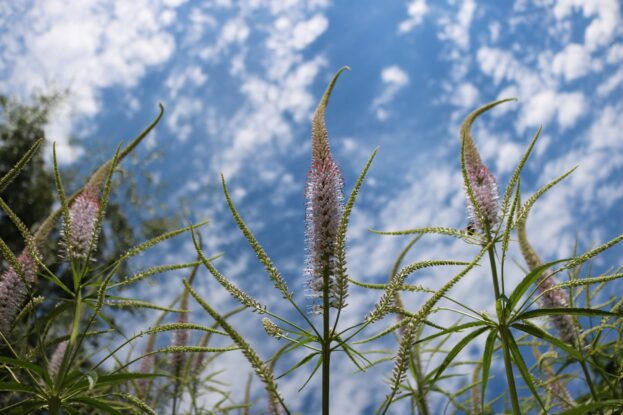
[515,307,621,322]
[558,401,623,415]
[69,397,122,415]
[511,322,582,360]
[507,258,569,313]
[428,327,489,385]
[0,381,38,393]
[505,329,546,411]
[480,328,497,412]
[0,356,49,384]
[277,352,319,379]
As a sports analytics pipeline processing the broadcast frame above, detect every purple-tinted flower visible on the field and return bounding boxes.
[537,270,576,345]
[305,124,344,313]
[66,186,100,260]
[0,251,38,334]
[518,220,577,345]
[465,162,500,232]
[49,340,68,378]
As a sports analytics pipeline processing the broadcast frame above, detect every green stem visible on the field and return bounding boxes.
[487,245,501,300]
[500,329,521,415]
[322,267,331,415]
[488,240,520,413]
[579,360,600,404]
[48,396,61,415]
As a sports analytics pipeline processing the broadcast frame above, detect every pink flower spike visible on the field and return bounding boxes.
[49,340,68,378]
[0,251,38,334]
[465,163,500,232]
[66,186,100,261]
[305,68,349,313]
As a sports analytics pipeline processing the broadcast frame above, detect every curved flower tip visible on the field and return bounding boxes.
[311,66,350,161]
[0,251,38,334]
[459,100,514,232]
[66,186,100,260]
[306,69,348,313]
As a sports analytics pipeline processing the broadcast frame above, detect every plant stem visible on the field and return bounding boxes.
[487,245,501,300]
[500,329,521,415]
[322,267,331,415]
[488,240,521,413]
[48,396,61,415]
[579,360,600,403]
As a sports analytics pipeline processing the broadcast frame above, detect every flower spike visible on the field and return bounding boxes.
[305,67,349,312]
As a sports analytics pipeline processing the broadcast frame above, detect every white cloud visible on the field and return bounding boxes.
[450,82,480,108]
[597,68,623,97]
[476,47,587,132]
[1,0,179,162]
[372,65,410,121]
[437,0,476,49]
[165,65,208,99]
[552,0,621,51]
[398,0,429,33]
[551,43,594,81]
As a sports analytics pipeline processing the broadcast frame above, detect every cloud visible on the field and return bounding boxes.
[553,0,621,51]
[449,82,480,108]
[0,0,179,162]
[476,47,588,132]
[437,0,476,50]
[398,0,429,33]
[371,65,410,121]
[551,43,595,81]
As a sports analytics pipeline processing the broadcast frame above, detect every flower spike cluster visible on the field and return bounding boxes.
[305,68,349,313]
[460,103,505,233]
[517,218,577,345]
[49,340,68,378]
[0,251,38,334]
[65,185,100,261]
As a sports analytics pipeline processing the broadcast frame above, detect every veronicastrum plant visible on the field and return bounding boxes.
[370,99,623,414]
[1,68,622,415]
[0,106,243,414]
[186,74,623,414]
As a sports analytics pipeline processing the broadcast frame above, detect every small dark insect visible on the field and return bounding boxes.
[466,221,476,235]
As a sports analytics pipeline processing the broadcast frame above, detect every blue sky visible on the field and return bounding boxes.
[2,0,623,413]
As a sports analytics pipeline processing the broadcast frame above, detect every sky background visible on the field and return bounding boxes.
[1,0,623,413]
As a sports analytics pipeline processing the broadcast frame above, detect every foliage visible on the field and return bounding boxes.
[0,70,622,415]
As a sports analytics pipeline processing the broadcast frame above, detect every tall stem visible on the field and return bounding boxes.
[322,268,331,415]
[48,396,61,415]
[487,245,501,300]
[500,329,521,414]
[488,243,520,414]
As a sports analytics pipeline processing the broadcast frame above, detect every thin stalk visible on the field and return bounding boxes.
[500,329,521,414]
[487,245,501,300]
[48,396,61,415]
[579,360,599,403]
[322,265,331,415]
[488,240,520,414]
